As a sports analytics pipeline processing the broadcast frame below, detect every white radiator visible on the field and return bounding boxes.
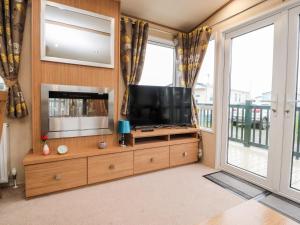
[0,123,9,183]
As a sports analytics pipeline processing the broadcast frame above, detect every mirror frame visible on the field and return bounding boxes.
[40,0,115,68]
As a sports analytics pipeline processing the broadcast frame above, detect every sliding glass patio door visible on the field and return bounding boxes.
[221,14,288,190]
[280,6,300,201]
[221,5,300,202]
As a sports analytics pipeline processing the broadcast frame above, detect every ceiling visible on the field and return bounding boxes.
[120,0,230,32]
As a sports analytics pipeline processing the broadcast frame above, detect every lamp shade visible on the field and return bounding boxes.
[118,120,131,134]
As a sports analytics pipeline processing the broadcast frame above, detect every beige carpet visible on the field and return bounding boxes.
[0,164,244,225]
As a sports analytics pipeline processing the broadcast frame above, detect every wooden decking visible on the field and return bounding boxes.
[228,141,300,189]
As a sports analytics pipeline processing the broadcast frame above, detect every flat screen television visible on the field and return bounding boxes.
[127,85,192,127]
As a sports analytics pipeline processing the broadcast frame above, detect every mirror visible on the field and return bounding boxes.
[41,1,115,68]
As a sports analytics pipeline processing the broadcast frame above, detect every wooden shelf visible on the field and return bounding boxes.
[130,127,198,138]
[170,133,197,140]
[129,127,199,147]
[23,146,133,166]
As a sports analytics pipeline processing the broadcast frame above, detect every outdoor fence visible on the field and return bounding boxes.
[198,104,213,129]
[197,102,300,159]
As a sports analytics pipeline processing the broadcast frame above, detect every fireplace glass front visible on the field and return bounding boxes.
[41,84,114,138]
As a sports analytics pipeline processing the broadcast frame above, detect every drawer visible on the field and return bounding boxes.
[134,146,169,174]
[170,142,198,167]
[88,152,133,184]
[25,158,87,197]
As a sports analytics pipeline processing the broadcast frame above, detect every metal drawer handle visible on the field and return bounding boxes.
[54,174,62,181]
[150,157,154,163]
[109,164,115,170]
[182,152,188,157]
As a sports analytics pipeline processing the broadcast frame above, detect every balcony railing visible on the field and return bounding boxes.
[196,102,300,159]
[198,103,213,129]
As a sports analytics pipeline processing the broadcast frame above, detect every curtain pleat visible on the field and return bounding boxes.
[120,16,149,116]
[0,0,28,118]
[175,27,211,126]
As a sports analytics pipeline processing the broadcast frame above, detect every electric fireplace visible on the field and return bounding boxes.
[41,84,114,139]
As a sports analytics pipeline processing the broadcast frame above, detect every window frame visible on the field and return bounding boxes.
[197,37,217,133]
[140,36,176,87]
[215,0,300,204]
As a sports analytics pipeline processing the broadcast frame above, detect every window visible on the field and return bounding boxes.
[0,77,5,90]
[139,42,175,86]
[195,39,215,129]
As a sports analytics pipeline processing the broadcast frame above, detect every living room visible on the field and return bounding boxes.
[0,0,300,224]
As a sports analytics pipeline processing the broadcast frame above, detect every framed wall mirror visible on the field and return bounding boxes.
[41,1,115,68]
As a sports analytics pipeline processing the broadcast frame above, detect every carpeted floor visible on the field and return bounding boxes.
[0,164,244,225]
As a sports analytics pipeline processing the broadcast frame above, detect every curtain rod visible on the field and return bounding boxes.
[121,14,183,34]
[191,0,234,31]
[149,27,177,35]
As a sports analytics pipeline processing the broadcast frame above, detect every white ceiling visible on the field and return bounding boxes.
[120,0,230,32]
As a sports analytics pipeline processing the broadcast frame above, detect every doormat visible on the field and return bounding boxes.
[204,171,268,200]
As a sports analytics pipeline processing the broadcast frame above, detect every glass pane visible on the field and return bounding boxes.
[139,43,174,86]
[48,93,108,117]
[44,4,113,65]
[227,25,274,177]
[290,21,300,191]
[0,77,6,90]
[195,40,215,129]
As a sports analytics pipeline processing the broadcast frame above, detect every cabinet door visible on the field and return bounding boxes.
[25,158,87,197]
[170,142,198,167]
[88,152,133,184]
[134,146,169,174]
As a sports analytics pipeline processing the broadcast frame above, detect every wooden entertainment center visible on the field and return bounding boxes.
[23,128,200,197]
[24,0,201,198]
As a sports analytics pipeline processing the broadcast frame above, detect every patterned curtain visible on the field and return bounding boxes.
[0,0,28,119]
[175,27,211,126]
[120,16,149,116]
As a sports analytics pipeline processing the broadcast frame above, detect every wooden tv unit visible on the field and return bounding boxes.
[23,128,200,198]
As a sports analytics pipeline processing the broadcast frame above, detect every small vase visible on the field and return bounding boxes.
[43,143,50,155]
[98,141,107,149]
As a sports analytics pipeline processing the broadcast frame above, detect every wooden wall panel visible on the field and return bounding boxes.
[32,0,120,153]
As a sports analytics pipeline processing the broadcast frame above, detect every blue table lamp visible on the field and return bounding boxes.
[118,120,131,147]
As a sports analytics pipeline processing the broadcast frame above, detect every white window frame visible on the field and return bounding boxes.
[215,0,300,203]
[280,5,300,201]
[197,36,217,133]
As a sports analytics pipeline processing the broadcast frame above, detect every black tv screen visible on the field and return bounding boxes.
[127,85,192,127]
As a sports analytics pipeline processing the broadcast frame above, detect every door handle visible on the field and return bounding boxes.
[285,99,300,116]
[260,96,278,114]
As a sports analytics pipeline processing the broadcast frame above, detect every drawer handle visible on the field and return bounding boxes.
[150,157,154,163]
[182,152,188,157]
[109,164,115,170]
[54,174,62,181]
